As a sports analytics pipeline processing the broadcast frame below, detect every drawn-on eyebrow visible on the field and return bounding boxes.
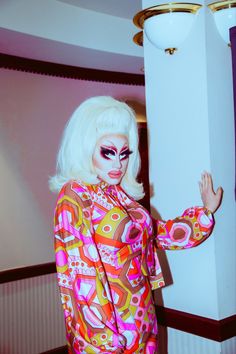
[103,142,118,153]
[120,143,130,150]
[101,146,115,152]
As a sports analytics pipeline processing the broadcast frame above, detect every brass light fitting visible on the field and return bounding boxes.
[133,31,143,47]
[133,3,202,28]
[208,0,236,12]
[133,3,202,54]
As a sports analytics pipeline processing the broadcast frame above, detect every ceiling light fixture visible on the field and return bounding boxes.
[133,31,144,46]
[133,3,202,54]
[208,0,236,45]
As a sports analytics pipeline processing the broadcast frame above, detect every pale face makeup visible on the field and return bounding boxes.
[92,134,132,185]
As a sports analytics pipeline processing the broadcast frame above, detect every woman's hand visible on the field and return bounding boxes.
[199,171,223,213]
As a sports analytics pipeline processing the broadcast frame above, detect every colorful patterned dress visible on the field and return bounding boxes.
[54,180,214,354]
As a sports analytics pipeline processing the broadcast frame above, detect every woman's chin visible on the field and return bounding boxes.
[98,175,122,185]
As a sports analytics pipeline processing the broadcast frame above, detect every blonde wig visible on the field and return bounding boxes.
[49,96,144,200]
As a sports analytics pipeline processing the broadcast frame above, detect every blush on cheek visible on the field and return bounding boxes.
[93,156,106,171]
[122,160,129,172]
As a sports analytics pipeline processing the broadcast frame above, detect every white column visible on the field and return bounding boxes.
[142,0,236,352]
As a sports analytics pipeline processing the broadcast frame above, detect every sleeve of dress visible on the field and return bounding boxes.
[54,182,126,353]
[154,206,214,250]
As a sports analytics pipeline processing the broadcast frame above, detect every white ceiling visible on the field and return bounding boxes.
[57,0,141,20]
[0,0,144,74]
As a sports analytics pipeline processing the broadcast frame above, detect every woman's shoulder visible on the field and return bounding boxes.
[58,179,92,200]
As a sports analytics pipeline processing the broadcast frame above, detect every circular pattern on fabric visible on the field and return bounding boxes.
[132,296,139,304]
[111,213,120,221]
[84,210,90,218]
[92,339,97,346]
[169,222,191,243]
[102,225,112,233]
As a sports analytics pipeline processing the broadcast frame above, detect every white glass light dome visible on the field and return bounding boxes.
[133,3,202,54]
[144,12,197,50]
[214,7,236,43]
[208,0,236,45]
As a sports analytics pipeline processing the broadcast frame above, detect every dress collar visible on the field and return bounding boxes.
[97,180,120,196]
[98,180,109,190]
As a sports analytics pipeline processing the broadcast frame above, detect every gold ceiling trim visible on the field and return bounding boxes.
[133,3,202,29]
[208,0,236,12]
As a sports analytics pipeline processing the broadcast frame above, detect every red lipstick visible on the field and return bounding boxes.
[108,171,122,179]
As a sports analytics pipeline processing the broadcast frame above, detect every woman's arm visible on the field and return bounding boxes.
[54,182,126,353]
[155,172,222,250]
[155,206,214,250]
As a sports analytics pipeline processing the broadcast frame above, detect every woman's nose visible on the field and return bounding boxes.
[113,156,122,169]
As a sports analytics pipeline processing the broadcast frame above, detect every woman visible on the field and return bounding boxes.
[49,96,222,354]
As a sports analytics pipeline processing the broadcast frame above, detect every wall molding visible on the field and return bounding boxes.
[1,262,235,342]
[40,346,67,354]
[0,262,56,283]
[0,53,145,86]
[156,306,236,342]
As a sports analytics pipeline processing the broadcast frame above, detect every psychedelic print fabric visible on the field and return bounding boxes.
[54,180,214,353]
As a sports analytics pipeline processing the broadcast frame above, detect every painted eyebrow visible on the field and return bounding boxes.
[120,146,130,153]
[100,145,117,153]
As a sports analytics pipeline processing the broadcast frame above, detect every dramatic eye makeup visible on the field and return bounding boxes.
[100,146,116,160]
[119,148,133,160]
[100,146,133,160]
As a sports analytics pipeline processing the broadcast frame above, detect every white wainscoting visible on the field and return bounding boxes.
[167,328,236,354]
[0,273,66,354]
[1,273,235,354]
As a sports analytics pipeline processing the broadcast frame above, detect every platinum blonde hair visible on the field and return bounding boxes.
[49,96,144,200]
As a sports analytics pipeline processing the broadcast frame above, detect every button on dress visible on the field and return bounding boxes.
[54,180,214,353]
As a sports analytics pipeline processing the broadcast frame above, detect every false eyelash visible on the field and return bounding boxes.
[100,146,116,159]
[120,149,133,160]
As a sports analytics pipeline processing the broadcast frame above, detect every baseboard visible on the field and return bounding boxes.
[40,345,67,354]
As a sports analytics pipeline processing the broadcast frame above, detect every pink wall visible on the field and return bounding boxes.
[0,68,145,270]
